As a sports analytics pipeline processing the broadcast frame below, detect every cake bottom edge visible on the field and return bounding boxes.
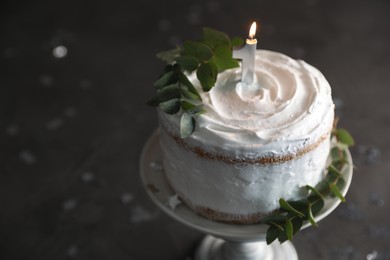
[177,192,272,225]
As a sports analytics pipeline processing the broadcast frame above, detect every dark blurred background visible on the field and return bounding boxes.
[1,0,389,259]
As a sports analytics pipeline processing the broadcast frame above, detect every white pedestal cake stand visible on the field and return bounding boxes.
[140,130,353,260]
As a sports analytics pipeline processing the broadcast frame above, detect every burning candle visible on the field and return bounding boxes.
[233,22,258,85]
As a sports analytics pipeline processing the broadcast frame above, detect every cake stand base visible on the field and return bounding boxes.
[195,235,297,260]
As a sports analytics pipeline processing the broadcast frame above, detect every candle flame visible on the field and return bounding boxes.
[249,22,257,39]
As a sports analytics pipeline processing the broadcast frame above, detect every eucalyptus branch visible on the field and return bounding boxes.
[148,27,244,138]
[265,127,354,244]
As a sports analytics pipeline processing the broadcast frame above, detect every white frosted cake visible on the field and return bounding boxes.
[158,50,334,224]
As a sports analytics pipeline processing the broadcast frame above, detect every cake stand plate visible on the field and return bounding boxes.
[140,129,353,260]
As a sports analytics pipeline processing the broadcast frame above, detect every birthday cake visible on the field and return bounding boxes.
[157,49,334,224]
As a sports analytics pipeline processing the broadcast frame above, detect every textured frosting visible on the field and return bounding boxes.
[160,129,330,220]
[158,50,335,223]
[160,50,334,158]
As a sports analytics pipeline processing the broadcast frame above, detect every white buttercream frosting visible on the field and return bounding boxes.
[158,50,335,223]
[160,50,334,158]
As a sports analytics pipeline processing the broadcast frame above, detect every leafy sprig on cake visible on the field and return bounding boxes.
[264,127,354,244]
[148,28,244,138]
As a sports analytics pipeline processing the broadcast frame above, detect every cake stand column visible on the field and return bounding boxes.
[194,235,298,260]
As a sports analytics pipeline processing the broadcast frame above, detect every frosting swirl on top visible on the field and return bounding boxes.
[161,50,334,156]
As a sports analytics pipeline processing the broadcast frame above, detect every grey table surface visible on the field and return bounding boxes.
[1,0,389,259]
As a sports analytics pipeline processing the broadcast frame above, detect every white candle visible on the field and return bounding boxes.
[233,22,258,85]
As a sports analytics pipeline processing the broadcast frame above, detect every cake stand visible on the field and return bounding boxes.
[140,130,353,260]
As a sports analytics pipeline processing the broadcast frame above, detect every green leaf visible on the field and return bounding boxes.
[202,27,230,49]
[310,196,325,215]
[266,226,278,245]
[330,183,346,202]
[279,198,305,218]
[277,228,289,243]
[181,88,200,100]
[307,203,318,227]
[157,84,181,102]
[291,217,303,235]
[175,55,199,72]
[284,219,294,241]
[181,101,205,115]
[306,185,324,200]
[330,146,341,161]
[162,64,181,74]
[213,46,240,72]
[183,41,213,62]
[287,199,309,212]
[315,180,330,195]
[197,62,217,91]
[269,221,284,231]
[180,112,195,138]
[156,47,181,63]
[178,73,202,100]
[336,128,355,146]
[154,71,177,89]
[326,172,339,184]
[328,164,342,176]
[231,36,245,47]
[336,177,346,191]
[159,98,181,114]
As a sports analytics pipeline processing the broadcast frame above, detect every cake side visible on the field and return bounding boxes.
[159,126,331,224]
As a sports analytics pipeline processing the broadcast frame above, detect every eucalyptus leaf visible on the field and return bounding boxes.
[266,226,279,245]
[328,164,342,176]
[277,228,288,243]
[269,221,284,231]
[181,88,200,100]
[202,27,230,49]
[307,203,318,227]
[279,198,305,218]
[336,128,355,146]
[336,177,346,191]
[159,98,181,114]
[284,219,294,241]
[231,36,245,47]
[287,199,309,212]
[326,171,339,184]
[180,112,195,138]
[315,180,331,195]
[157,84,181,102]
[178,73,202,100]
[181,101,204,115]
[183,41,213,62]
[175,55,199,72]
[306,185,324,200]
[197,62,217,91]
[330,183,346,202]
[154,71,176,89]
[310,197,325,215]
[156,47,181,63]
[291,217,303,235]
[330,146,341,161]
[209,60,218,80]
[213,46,240,72]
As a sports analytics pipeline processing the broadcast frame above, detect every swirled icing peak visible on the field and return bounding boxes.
[187,50,334,152]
